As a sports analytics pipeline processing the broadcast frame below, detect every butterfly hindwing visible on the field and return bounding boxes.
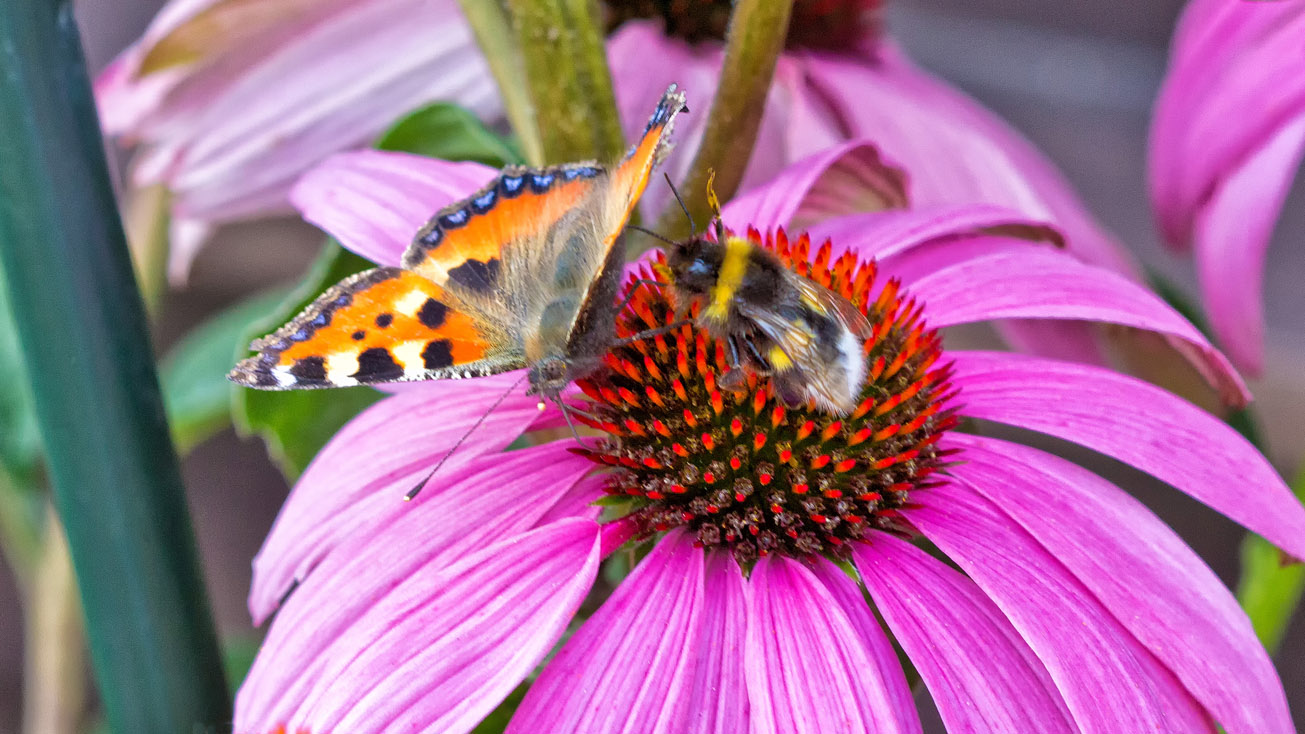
[229,268,522,389]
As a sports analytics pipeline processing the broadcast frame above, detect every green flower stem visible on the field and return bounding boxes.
[1236,464,1305,653]
[22,509,86,734]
[656,0,796,240]
[503,0,625,165]
[456,0,545,164]
[0,2,230,732]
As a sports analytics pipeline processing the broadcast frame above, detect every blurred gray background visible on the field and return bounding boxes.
[0,0,1300,730]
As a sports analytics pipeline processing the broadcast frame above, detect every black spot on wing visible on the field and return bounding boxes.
[353,347,404,382]
[289,356,327,383]
[447,257,500,294]
[351,330,366,341]
[422,340,454,370]
[417,298,448,329]
[375,313,393,328]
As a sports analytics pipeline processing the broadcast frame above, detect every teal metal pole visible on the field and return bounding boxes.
[0,2,232,732]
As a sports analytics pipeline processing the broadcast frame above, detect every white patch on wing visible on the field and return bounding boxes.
[394,289,430,317]
[391,341,427,377]
[326,352,361,386]
[272,365,296,387]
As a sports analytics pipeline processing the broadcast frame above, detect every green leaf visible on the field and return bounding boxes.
[377,102,522,167]
[160,288,290,454]
[231,241,383,480]
[1236,465,1305,653]
[0,261,41,485]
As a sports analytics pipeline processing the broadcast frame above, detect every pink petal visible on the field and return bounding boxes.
[949,350,1305,562]
[802,46,1138,277]
[239,442,592,722]
[908,247,1249,406]
[906,484,1215,733]
[249,373,544,621]
[945,432,1294,734]
[854,531,1077,734]
[506,529,705,733]
[804,563,921,730]
[290,150,495,266]
[685,552,750,734]
[236,518,600,734]
[1193,116,1305,374]
[802,203,1061,266]
[746,556,921,734]
[723,140,908,232]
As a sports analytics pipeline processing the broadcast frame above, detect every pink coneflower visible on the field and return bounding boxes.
[233,146,1299,732]
[96,0,496,280]
[1148,0,1305,375]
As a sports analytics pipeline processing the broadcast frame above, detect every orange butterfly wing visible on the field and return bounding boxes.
[228,268,516,389]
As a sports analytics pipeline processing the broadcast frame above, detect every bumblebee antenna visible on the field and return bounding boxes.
[405,370,531,501]
[664,172,695,236]
[626,224,676,246]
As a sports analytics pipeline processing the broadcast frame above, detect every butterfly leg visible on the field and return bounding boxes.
[553,395,597,451]
[614,278,667,316]
[615,318,693,346]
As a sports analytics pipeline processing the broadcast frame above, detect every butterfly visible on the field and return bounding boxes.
[229,85,688,406]
[658,182,872,415]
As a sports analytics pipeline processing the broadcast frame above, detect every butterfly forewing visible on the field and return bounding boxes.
[229,268,520,389]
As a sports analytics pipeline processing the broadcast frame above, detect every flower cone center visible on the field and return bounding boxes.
[604,0,881,50]
[576,228,956,563]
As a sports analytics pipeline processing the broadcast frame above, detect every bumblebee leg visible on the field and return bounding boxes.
[774,372,806,409]
[741,332,774,373]
[719,335,748,392]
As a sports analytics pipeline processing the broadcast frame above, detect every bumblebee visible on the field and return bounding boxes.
[662,216,873,416]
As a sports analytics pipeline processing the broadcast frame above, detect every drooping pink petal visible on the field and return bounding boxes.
[249,373,543,621]
[746,556,921,734]
[723,140,908,232]
[909,248,1249,406]
[235,518,601,734]
[854,531,1077,734]
[1191,116,1305,374]
[684,551,750,734]
[239,442,590,721]
[99,0,498,278]
[506,529,705,733]
[906,484,1215,733]
[1152,7,1305,249]
[801,45,1138,277]
[945,432,1294,734]
[290,150,495,266]
[949,350,1305,562]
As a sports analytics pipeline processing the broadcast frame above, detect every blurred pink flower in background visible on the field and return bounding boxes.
[606,1,1137,278]
[230,146,1299,733]
[99,0,1140,306]
[1149,0,1305,375]
[96,0,496,280]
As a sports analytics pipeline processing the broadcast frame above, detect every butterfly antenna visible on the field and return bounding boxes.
[664,172,695,236]
[405,371,531,501]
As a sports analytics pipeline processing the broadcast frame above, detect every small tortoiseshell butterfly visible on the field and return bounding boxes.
[229,85,688,403]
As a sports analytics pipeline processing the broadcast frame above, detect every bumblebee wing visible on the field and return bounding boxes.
[228,268,523,390]
[737,277,870,414]
[792,276,874,341]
